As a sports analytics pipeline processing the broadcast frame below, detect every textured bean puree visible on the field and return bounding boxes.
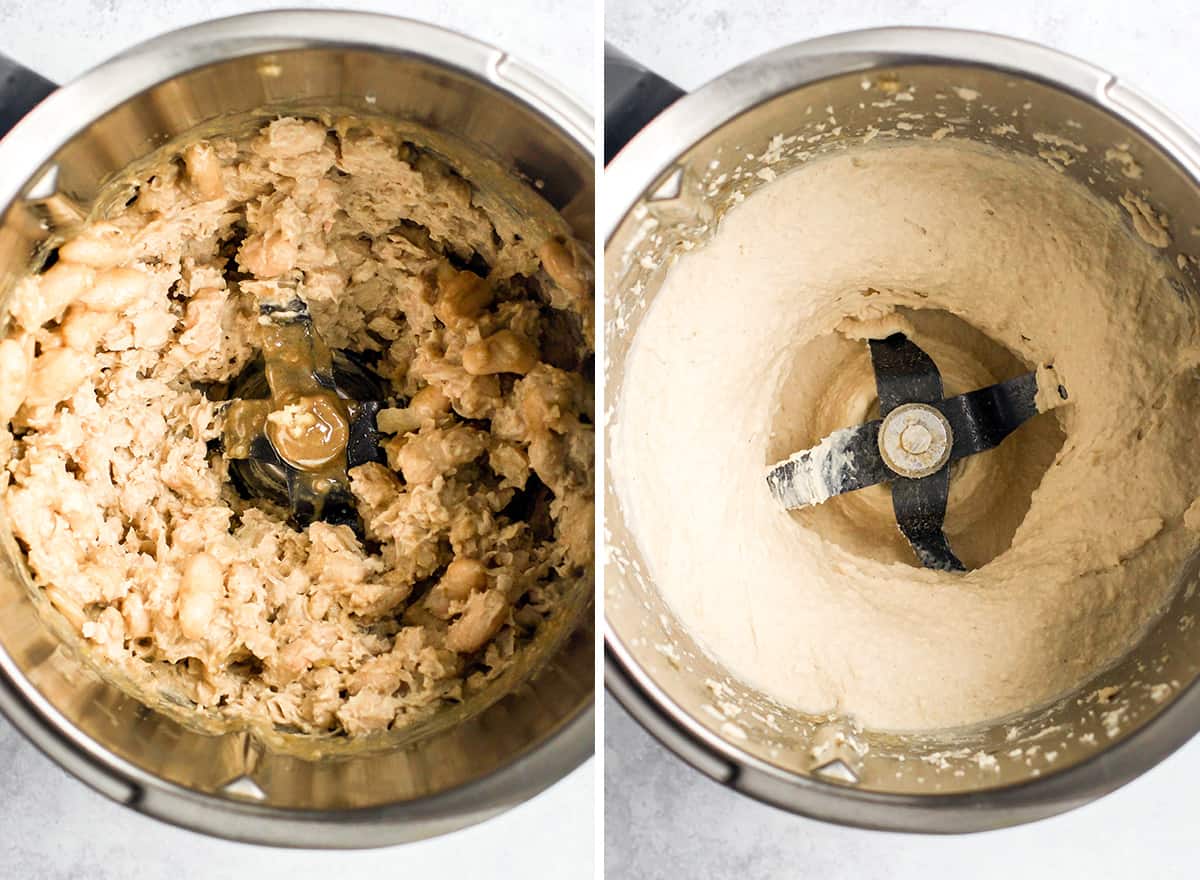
[614,141,1200,732]
[0,117,593,737]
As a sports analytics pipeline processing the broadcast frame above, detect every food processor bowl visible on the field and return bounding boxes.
[604,27,1200,832]
[0,10,594,848]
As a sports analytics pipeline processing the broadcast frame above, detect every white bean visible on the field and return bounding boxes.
[58,223,130,269]
[445,590,508,653]
[16,261,94,328]
[178,552,223,641]
[61,306,119,351]
[376,385,451,436]
[0,337,31,423]
[462,329,539,376]
[537,238,587,297]
[410,384,450,421]
[434,269,493,327]
[121,592,151,640]
[25,347,91,408]
[182,142,224,200]
[426,557,488,618]
[79,267,151,312]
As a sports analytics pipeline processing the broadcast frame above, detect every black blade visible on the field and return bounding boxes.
[234,299,383,533]
[286,468,359,531]
[249,433,283,467]
[766,331,1050,573]
[259,300,339,394]
[868,333,944,413]
[346,400,386,468]
[937,372,1039,459]
[766,421,889,509]
[891,471,965,571]
[228,434,289,509]
[869,333,960,570]
[765,365,1044,511]
[258,297,308,319]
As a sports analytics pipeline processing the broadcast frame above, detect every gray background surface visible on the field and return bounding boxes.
[605,0,1200,877]
[0,1,594,879]
[607,695,1200,879]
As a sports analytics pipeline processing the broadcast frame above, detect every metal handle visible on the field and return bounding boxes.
[0,52,56,140]
[604,43,684,165]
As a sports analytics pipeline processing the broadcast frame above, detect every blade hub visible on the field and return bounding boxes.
[878,403,952,479]
[265,393,352,471]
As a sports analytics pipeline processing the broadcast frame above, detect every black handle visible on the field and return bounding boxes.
[0,52,56,141]
[604,43,685,165]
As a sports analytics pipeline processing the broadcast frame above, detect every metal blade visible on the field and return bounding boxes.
[867,334,959,568]
[765,420,890,509]
[259,299,338,396]
[346,400,386,469]
[765,331,1053,572]
[869,333,944,413]
[891,472,965,571]
[214,299,388,533]
[286,468,359,530]
[937,371,1039,459]
[764,369,1046,510]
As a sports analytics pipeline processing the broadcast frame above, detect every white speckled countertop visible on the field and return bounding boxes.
[605,0,1200,877]
[0,1,593,877]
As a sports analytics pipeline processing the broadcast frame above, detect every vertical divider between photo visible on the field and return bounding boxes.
[592,0,607,874]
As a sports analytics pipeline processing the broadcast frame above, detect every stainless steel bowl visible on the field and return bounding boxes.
[0,11,594,848]
[605,27,1200,832]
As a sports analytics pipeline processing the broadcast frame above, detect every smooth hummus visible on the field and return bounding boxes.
[1,116,593,736]
[614,141,1200,731]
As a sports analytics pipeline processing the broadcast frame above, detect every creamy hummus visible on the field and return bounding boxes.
[614,141,1200,731]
